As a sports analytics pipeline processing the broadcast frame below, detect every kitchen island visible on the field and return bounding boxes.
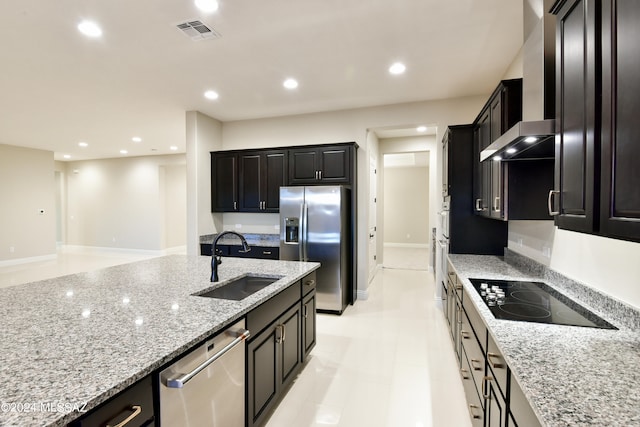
[448,250,640,426]
[0,255,319,426]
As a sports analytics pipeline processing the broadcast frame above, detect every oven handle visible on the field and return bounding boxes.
[165,329,250,388]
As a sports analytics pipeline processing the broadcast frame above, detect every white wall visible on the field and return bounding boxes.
[220,98,485,297]
[383,166,430,245]
[186,111,223,255]
[63,154,186,251]
[509,221,640,310]
[161,164,187,249]
[0,144,56,263]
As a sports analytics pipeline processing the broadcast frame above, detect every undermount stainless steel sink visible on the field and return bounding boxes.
[195,275,283,301]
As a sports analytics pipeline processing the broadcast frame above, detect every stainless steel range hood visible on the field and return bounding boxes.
[479,119,555,161]
[481,0,556,162]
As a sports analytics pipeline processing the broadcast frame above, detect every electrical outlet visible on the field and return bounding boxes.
[543,246,551,257]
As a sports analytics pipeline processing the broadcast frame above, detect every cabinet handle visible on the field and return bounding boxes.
[106,405,142,427]
[262,251,272,255]
[319,170,322,180]
[275,324,282,344]
[475,198,483,211]
[455,284,463,291]
[487,352,504,369]
[470,358,483,371]
[305,279,316,287]
[468,404,482,420]
[304,304,308,319]
[460,330,471,340]
[493,196,501,212]
[315,171,319,179]
[548,190,560,216]
[460,368,470,380]
[233,201,237,210]
[482,375,493,400]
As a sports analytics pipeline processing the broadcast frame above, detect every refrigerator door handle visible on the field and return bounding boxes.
[302,203,309,261]
[298,203,305,261]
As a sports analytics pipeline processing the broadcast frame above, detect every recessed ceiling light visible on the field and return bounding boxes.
[78,142,88,147]
[195,0,219,13]
[132,137,142,143]
[77,20,102,38]
[416,126,427,133]
[389,62,406,75]
[170,146,178,151]
[120,149,128,155]
[283,78,298,90]
[506,148,517,154]
[204,90,219,100]
[63,154,71,159]
[493,155,502,161]
[524,136,538,143]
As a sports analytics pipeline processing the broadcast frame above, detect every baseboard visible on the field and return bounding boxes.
[61,245,166,256]
[383,243,430,249]
[0,254,57,268]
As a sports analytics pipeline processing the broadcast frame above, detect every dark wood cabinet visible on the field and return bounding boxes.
[552,0,640,242]
[288,144,352,185]
[599,0,640,241]
[446,125,507,255]
[239,150,287,213]
[69,375,155,427]
[211,152,238,212]
[552,0,597,233]
[246,272,316,427]
[472,79,522,220]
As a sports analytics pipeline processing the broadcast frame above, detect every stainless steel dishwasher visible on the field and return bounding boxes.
[159,319,250,427]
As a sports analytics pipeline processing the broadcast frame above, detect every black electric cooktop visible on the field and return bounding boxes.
[469,278,617,329]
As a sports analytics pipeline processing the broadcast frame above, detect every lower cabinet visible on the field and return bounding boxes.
[246,272,316,427]
[446,265,542,427]
[200,243,279,260]
[69,375,155,427]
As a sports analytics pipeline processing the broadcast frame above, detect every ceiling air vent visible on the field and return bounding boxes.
[176,20,221,41]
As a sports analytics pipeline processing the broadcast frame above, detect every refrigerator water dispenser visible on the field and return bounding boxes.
[284,217,299,243]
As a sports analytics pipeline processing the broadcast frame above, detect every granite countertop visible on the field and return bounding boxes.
[199,233,280,247]
[448,253,640,426]
[0,255,319,427]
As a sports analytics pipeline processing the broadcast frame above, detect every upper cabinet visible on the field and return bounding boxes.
[288,144,353,185]
[551,0,640,242]
[472,79,523,220]
[211,152,238,212]
[238,150,287,213]
[211,142,357,213]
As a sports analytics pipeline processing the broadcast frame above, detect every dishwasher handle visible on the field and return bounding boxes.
[165,328,250,388]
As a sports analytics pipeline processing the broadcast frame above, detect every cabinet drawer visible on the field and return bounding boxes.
[460,310,485,391]
[301,271,316,297]
[461,347,484,427]
[462,290,487,353]
[230,245,279,259]
[71,376,154,427]
[246,282,301,338]
[487,333,508,397]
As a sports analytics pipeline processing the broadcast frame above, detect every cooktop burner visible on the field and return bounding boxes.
[469,278,617,329]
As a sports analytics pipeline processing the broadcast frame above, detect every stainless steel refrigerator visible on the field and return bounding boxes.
[280,186,350,314]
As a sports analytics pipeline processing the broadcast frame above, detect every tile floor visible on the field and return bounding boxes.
[0,248,471,427]
[265,267,471,427]
[383,246,431,271]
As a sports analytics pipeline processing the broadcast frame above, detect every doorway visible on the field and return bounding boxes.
[382,151,430,270]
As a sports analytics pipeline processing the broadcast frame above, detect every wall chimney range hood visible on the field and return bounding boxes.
[479,119,555,161]
[481,0,556,162]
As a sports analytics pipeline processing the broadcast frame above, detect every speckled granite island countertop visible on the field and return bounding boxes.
[448,252,640,426]
[0,255,319,427]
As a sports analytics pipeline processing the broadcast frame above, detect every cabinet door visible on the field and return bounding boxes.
[211,153,238,212]
[600,0,640,241]
[263,151,287,212]
[239,152,262,212]
[279,303,302,390]
[489,96,504,219]
[319,146,350,183]
[485,377,507,427]
[554,0,597,233]
[302,291,316,359]
[476,109,492,217]
[247,325,278,427]
[289,148,319,184]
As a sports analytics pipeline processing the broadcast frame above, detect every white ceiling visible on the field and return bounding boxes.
[0,0,523,161]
